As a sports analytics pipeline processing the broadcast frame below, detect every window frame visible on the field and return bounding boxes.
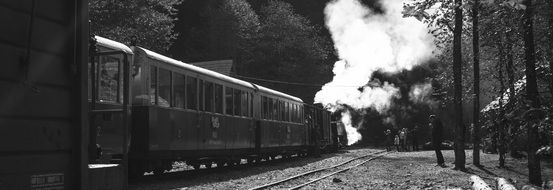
[186,76,198,110]
[225,87,234,115]
[172,72,186,109]
[157,67,172,108]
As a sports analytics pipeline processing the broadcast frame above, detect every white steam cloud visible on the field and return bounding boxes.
[315,0,435,145]
[341,111,362,145]
[409,83,433,104]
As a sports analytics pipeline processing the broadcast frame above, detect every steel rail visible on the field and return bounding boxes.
[288,153,388,190]
[247,150,387,190]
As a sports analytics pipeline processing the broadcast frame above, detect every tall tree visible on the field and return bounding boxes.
[547,0,553,98]
[251,0,332,102]
[170,0,260,64]
[453,0,466,170]
[89,0,182,53]
[496,37,507,167]
[204,0,261,74]
[521,0,542,185]
[472,0,481,166]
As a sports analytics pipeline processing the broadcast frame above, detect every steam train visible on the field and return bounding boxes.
[89,36,344,176]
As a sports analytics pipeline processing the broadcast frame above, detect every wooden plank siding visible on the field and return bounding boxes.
[0,0,88,189]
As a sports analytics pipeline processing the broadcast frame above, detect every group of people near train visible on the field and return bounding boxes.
[384,126,419,152]
[384,114,446,167]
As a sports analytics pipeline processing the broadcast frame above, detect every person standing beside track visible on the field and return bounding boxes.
[384,129,392,151]
[394,134,400,152]
[399,128,406,151]
[411,125,419,151]
[429,115,446,167]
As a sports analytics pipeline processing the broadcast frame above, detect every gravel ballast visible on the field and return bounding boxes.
[130,148,553,190]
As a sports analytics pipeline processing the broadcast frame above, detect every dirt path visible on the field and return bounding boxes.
[303,150,553,189]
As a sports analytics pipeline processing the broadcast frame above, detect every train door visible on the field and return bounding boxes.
[87,36,132,189]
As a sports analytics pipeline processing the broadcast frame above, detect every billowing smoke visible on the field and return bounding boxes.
[409,83,433,104]
[341,110,362,145]
[315,0,435,145]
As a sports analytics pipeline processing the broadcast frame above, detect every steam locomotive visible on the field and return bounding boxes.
[89,36,344,176]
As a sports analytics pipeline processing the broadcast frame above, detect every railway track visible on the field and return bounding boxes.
[247,150,388,190]
[129,154,310,183]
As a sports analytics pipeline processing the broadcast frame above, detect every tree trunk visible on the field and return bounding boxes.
[547,0,553,99]
[497,42,506,167]
[453,0,466,170]
[472,0,481,166]
[505,29,516,108]
[522,0,542,185]
[505,29,517,158]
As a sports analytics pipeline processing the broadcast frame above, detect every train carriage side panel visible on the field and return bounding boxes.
[131,48,202,157]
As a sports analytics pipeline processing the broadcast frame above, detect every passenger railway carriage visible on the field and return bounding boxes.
[128,46,308,174]
[89,36,330,176]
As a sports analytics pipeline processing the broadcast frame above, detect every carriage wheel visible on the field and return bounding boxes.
[152,167,164,175]
[233,159,241,166]
[192,164,201,170]
[216,160,225,168]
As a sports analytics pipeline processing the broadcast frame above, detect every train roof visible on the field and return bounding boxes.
[134,46,303,103]
[94,36,133,54]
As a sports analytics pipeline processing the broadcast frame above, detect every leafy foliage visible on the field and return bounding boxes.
[171,0,332,103]
[89,0,182,53]
[248,1,333,103]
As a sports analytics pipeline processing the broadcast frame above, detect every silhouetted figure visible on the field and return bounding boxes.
[384,129,392,151]
[394,135,400,152]
[430,115,445,167]
[400,128,407,151]
[411,125,419,151]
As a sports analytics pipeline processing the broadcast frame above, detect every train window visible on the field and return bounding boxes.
[241,92,248,116]
[262,97,268,119]
[173,73,186,109]
[286,102,290,122]
[225,87,233,115]
[246,93,251,117]
[186,76,197,110]
[199,80,204,111]
[290,103,294,122]
[298,105,301,123]
[300,106,303,123]
[269,98,278,120]
[234,89,241,116]
[158,68,171,107]
[294,104,298,123]
[214,84,223,114]
[274,99,279,120]
[273,99,278,120]
[292,104,296,122]
[150,66,157,105]
[205,82,214,112]
[249,93,254,117]
[96,56,122,103]
[297,105,300,123]
[280,101,285,121]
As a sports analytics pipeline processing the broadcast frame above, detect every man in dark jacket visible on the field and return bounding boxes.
[430,115,445,167]
[411,125,419,151]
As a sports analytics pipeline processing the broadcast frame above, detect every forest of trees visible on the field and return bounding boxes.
[89,0,552,185]
[405,0,553,184]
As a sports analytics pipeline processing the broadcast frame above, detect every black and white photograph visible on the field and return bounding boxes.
[0,0,552,189]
